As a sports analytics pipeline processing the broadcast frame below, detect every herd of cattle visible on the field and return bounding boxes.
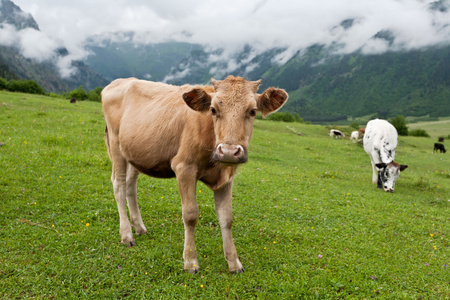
[100,76,445,273]
[330,120,447,191]
[330,120,409,192]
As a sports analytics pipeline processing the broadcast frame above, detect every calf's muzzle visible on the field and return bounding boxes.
[214,143,247,164]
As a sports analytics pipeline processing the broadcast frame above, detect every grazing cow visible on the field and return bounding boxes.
[434,143,446,153]
[102,76,288,273]
[330,129,345,138]
[350,131,359,143]
[70,97,76,103]
[363,119,408,192]
[438,137,444,142]
[359,127,365,136]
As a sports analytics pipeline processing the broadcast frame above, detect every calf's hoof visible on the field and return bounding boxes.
[133,225,148,235]
[231,268,245,274]
[121,240,136,247]
[184,268,199,274]
[184,259,199,274]
[228,258,244,273]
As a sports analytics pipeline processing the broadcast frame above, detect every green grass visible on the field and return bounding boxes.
[407,117,450,140]
[0,91,449,299]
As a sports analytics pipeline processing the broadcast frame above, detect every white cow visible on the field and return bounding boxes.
[329,129,345,139]
[363,119,408,192]
[350,131,359,143]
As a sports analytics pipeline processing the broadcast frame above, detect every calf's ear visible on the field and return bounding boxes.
[183,88,212,112]
[257,88,288,118]
[400,165,408,172]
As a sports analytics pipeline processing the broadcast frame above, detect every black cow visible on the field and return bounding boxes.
[434,143,446,153]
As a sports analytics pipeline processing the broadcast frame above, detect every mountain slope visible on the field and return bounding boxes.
[270,46,450,121]
[0,0,108,92]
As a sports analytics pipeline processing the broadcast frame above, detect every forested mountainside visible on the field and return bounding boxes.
[2,0,449,121]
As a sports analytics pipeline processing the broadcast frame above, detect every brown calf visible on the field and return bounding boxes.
[102,76,288,273]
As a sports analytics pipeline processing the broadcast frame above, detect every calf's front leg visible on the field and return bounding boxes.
[175,164,200,273]
[214,180,244,273]
[369,154,378,184]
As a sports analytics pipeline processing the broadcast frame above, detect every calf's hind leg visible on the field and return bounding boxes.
[111,158,136,246]
[126,163,147,235]
[108,137,135,247]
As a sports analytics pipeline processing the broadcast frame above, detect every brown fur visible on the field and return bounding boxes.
[359,127,366,135]
[102,76,288,273]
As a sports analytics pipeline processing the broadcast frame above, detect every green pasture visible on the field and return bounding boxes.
[407,117,450,140]
[0,91,449,299]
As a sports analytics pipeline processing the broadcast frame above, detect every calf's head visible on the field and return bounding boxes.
[376,162,408,192]
[183,76,288,165]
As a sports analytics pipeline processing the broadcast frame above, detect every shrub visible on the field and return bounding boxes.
[6,79,46,95]
[409,129,430,137]
[293,112,304,123]
[70,86,88,100]
[349,121,359,130]
[49,93,61,98]
[267,112,306,123]
[0,77,7,90]
[389,115,409,136]
[87,87,102,102]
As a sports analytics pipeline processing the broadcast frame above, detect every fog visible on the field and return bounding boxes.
[4,0,450,77]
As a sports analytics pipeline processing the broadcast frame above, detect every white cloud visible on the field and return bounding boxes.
[18,28,59,61]
[0,23,59,61]
[9,0,450,78]
[0,23,18,47]
[162,68,190,83]
[0,22,79,77]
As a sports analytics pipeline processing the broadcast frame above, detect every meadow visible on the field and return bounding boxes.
[407,118,450,140]
[0,91,449,299]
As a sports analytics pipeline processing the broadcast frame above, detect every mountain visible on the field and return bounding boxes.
[0,0,108,92]
[85,37,450,121]
[1,0,449,121]
[84,37,286,86]
[0,0,38,30]
[261,45,450,121]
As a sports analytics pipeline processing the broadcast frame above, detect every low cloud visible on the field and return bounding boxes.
[0,22,80,77]
[10,0,450,79]
[0,23,58,61]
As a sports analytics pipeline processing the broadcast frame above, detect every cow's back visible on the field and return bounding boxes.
[102,78,214,177]
[102,78,186,134]
[363,119,398,163]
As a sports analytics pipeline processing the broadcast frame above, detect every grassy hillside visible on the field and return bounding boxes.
[271,45,450,122]
[408,117,450,140]
[0,92,449,298]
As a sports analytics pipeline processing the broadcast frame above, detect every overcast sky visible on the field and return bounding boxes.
[4,0,450,77]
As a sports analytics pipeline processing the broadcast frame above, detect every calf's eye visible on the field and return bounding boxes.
[211,107,217,115]
[249,110,256,117]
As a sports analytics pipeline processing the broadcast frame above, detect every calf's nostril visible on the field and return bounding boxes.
[217,144,224,155]
[234,147,241,157]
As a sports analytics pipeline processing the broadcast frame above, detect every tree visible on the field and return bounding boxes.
[389,115,408,136]
[5,79,46,95]
[0,77,7,90]
[409,129,430,137]
[350,121,359,130]
[70,86,88,100]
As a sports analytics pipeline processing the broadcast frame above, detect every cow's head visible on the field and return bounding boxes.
[375,162,408,192]
[183,76,288,165]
